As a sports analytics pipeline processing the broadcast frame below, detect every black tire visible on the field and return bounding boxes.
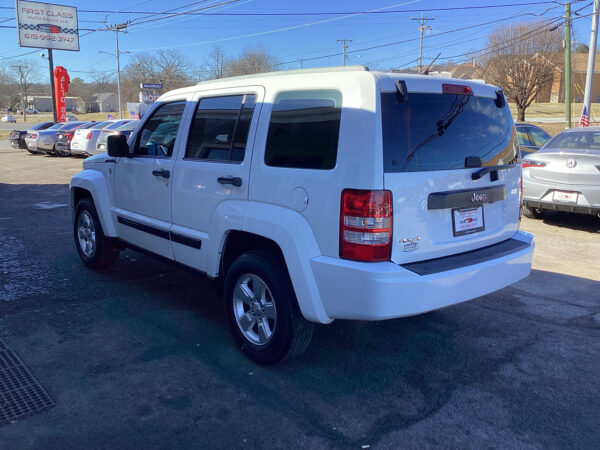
[73,198,119,270]
[54,146,71,157]
[224,250,314,365]
[26,148,40,155]
[522,204,545,219]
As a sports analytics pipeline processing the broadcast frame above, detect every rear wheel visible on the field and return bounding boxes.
[55,146,71,157]
[522,204,545,219]
[224,251,314,365]
[73,198,119,270]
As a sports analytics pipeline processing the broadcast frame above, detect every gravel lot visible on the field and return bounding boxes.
[1,142,599,447]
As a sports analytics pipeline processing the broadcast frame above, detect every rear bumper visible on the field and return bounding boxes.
[311,231,534,321]
[55,142,70,152]
[523,176,600,216]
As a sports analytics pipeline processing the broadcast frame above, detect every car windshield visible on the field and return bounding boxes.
[31,122,52,130]
[60,122,84,130]
[545,131,600,151]
[106,120,130,129]
[117,120,139,131]
[381,92,517,172]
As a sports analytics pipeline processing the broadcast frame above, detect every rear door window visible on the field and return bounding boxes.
[381,92,516,172]
[264,90,342,170]
[185,94,256,162]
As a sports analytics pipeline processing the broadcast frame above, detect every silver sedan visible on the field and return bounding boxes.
[522,127,600,219]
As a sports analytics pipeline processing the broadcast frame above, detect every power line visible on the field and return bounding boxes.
[0,1,583,16]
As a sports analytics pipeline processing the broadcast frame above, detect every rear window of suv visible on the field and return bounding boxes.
[381,91,516,172]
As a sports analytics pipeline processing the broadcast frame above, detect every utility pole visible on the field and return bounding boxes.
[106,22,129,119]
[565,2,572,128]
[12,65,28,123]
[337,39,352,66]
[411,13,434,73]
[582,0,599,125]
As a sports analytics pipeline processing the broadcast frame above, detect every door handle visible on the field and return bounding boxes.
[217,176,242,187]
[152,169,170,179]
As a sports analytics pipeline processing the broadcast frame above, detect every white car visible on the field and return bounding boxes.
[1,114,16,123]
[70,67,534,364]
[95,119,140,152]
[70,120,117,156]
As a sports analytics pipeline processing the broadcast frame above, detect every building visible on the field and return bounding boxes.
[31,96,80,112]
[538,53,600,103]
[90,93,117,112]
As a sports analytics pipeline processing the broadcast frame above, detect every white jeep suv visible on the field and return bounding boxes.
[70,67,534,364]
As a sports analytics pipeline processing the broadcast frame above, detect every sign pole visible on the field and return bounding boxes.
[48,49,57,123]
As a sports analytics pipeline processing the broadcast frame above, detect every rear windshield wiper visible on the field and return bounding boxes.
[471,164,513,180]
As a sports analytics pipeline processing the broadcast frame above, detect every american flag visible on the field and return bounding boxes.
[579,105,589,127]
[107,113,115,120]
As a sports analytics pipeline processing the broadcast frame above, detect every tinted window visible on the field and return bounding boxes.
[516,127,533,146]
[527,126,551,147]
[48,123,64,130]
[186,94,255,162]
[546,131,600,150]
[134,102,186,157]
[265,90,342,170]
[382,92,517,172]
[31,122,53,130]
[92,121,111,129]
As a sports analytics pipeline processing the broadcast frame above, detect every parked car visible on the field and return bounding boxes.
[522,127,600,219]
[25,122,63,154]
[515,123,551,158]
[70,120,115,157]
[66,114,79,122]
[55,122,95,157]
[70,68,534,364]
[25,108,39,114]
[29,121,87,155]
[95,119,140,152]
[9,121,54,150]
[1,114,16,123]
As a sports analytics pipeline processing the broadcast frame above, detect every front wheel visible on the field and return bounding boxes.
[73,198,119,270]
[522,204,545,219]
[224,251,314,365]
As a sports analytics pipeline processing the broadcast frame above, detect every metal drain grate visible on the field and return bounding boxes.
[0,338,54,426]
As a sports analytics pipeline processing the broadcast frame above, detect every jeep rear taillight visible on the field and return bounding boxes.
[340,189,392,262]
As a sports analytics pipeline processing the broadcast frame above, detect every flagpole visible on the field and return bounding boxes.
[581,0,599,127]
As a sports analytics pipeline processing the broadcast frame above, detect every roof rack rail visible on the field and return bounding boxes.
[196,65,369,85]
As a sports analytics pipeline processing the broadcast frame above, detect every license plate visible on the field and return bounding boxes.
[71,142,78,148]
[452,206,485,237]
[552,191,578,203]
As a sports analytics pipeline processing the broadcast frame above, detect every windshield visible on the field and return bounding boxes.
[92,121,111,129]
[48,123,64,130]
[381,92,517,172]
[545,131,600,151]
[107,120,130,129]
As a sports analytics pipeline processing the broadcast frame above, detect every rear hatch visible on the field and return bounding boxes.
[379,76,521,264]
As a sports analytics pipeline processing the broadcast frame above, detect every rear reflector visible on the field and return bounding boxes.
[442,83,473,95]
[340,189,392,262]
[522,160,546,168]
[86,131,93,140]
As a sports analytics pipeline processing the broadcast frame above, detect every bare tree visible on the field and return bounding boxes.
[227,46,279,77]
[11,60,39,114]
[202,45,230,80]
[479,21,563,121]
[121,49,194,102]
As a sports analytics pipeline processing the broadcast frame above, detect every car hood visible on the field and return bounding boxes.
[83,153,110,168]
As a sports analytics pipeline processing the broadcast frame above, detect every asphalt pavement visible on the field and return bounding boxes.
[0,144,599,448]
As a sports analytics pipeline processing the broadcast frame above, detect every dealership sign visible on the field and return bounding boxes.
[139,91,160,103]
[140,83,163,90]
[16,1,79,52]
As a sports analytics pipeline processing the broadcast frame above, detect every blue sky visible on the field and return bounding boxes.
[0,0,596,82]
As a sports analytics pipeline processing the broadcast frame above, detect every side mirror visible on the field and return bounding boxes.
[107,134,129,157]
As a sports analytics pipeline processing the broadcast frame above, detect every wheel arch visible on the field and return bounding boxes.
[70,170,117,236]
[214,203,333,324]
